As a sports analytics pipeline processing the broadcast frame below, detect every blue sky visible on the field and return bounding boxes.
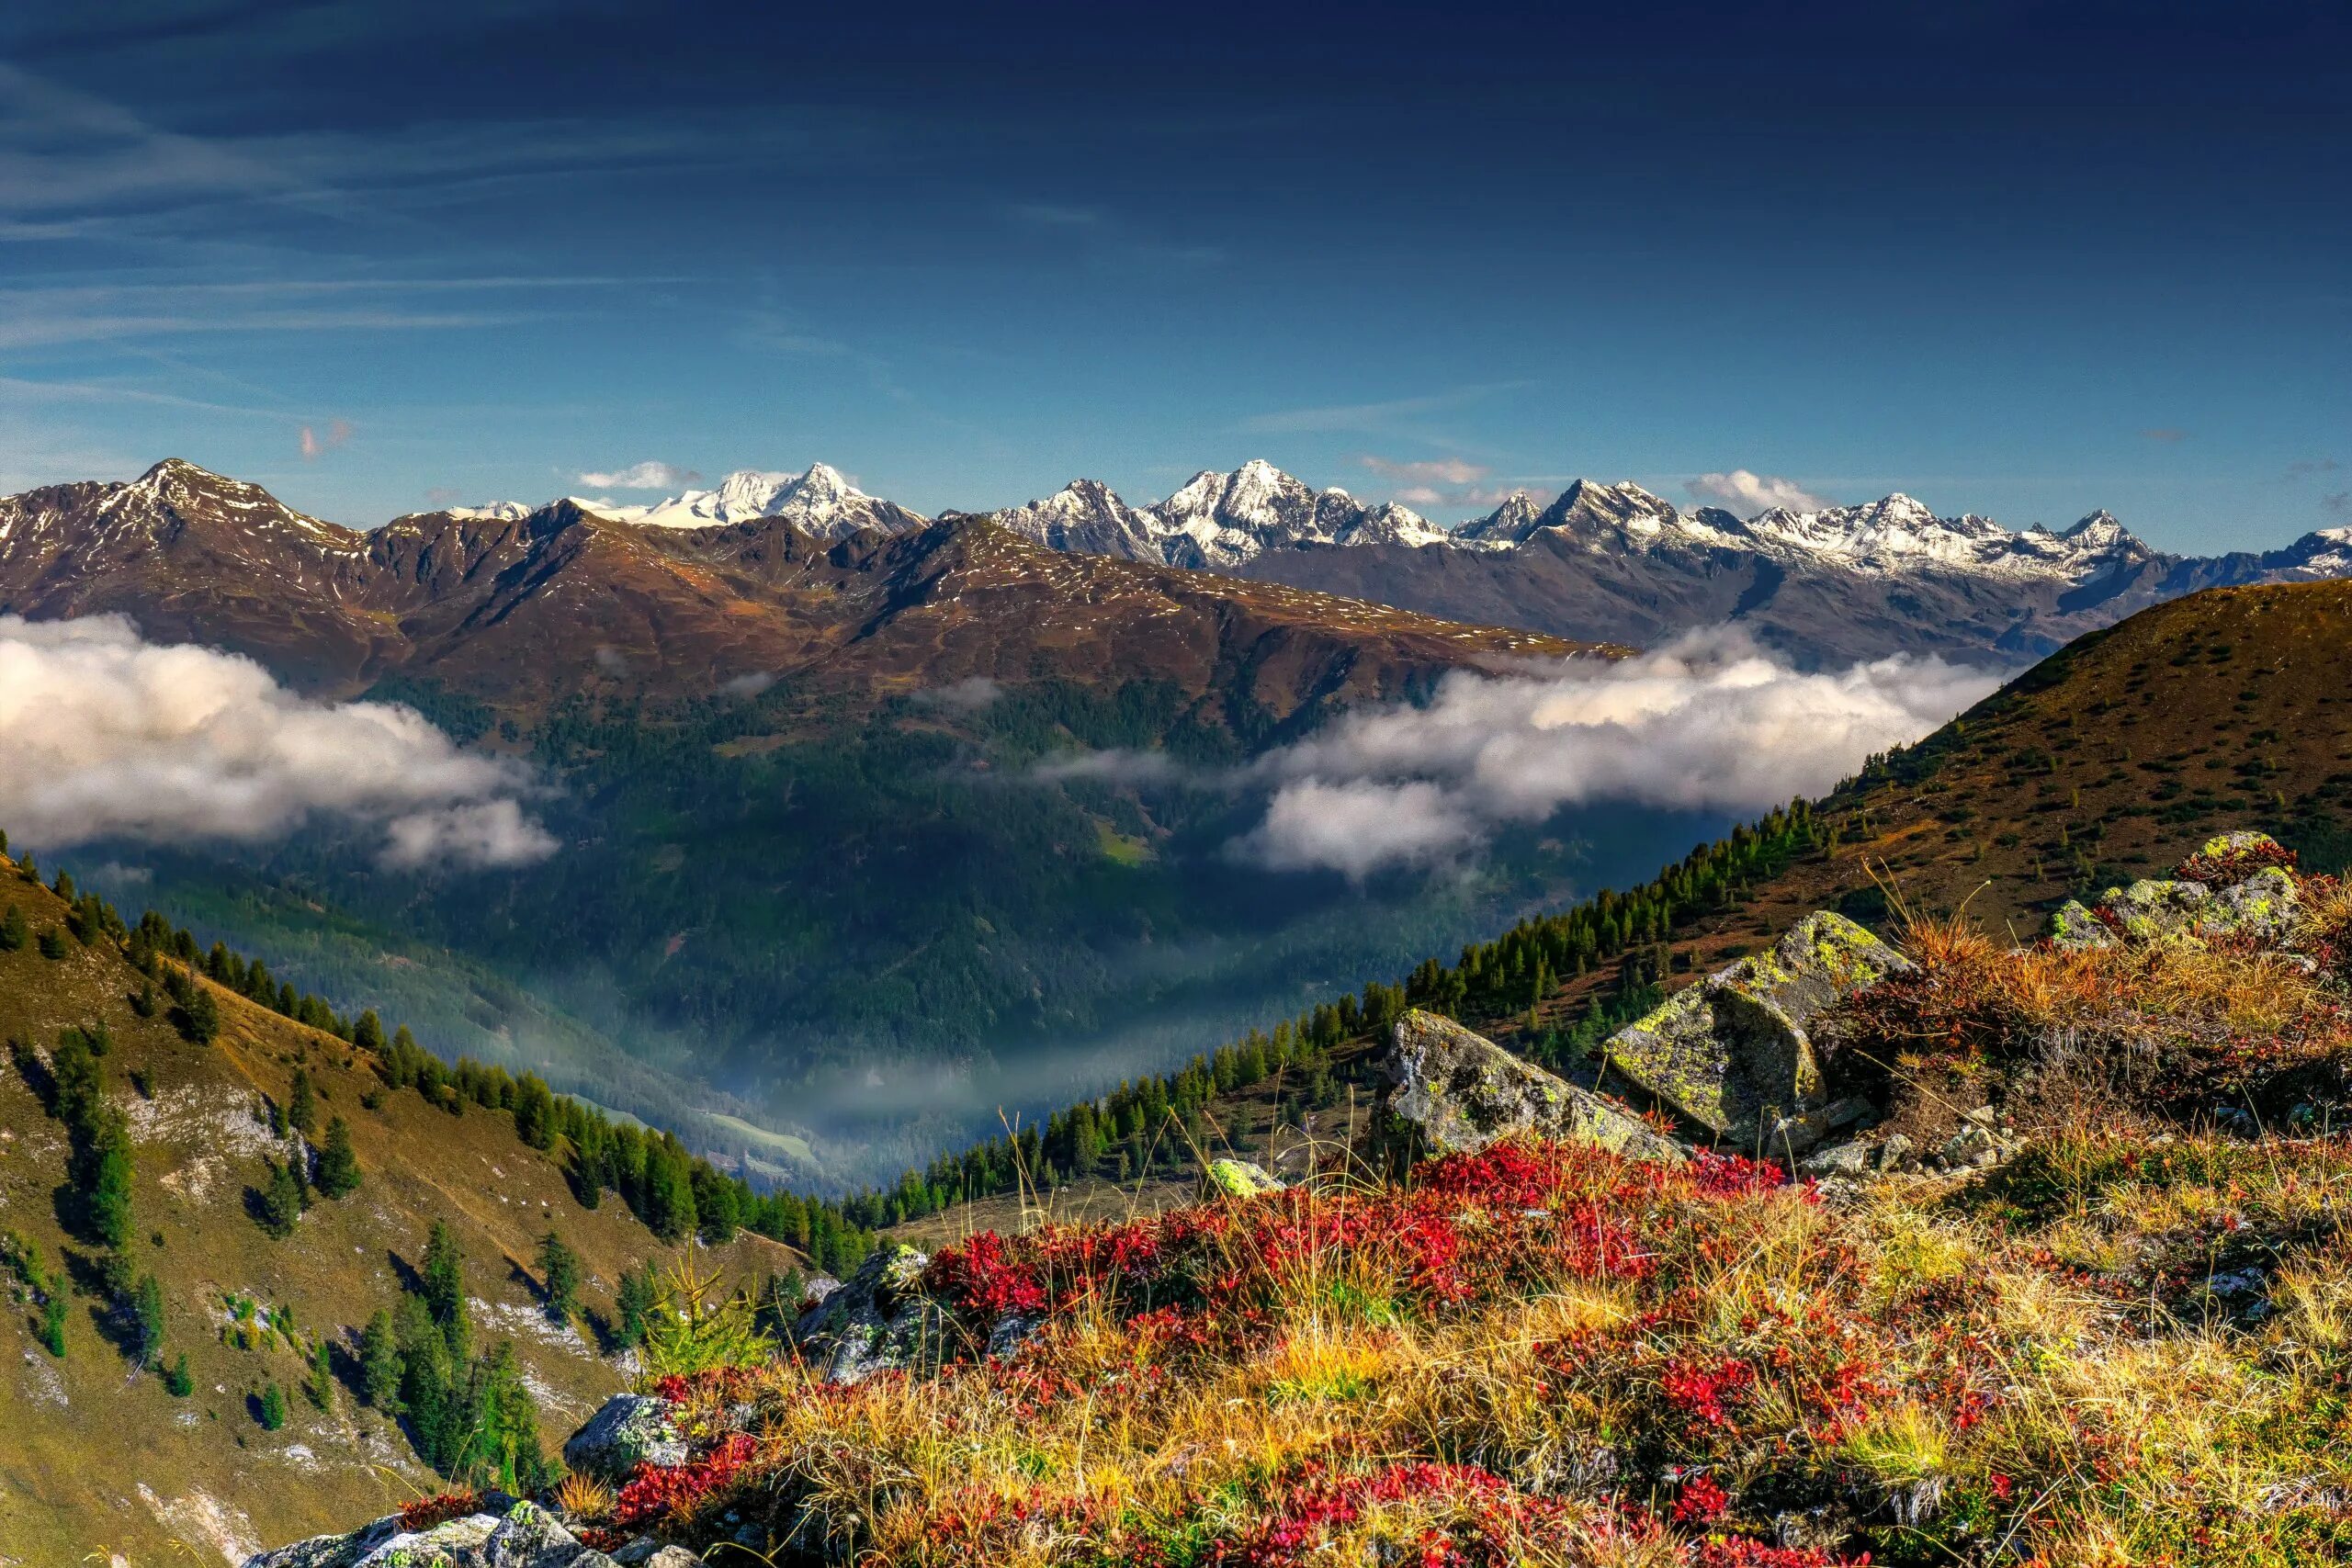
[1,1,2346,550]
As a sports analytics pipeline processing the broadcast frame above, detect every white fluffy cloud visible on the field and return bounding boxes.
[1686,469,1835,515]
[0,615,556,869]
[577,459,698,490]
[1235,628,2001,876]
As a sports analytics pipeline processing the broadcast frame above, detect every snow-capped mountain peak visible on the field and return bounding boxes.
[608,463,926,540]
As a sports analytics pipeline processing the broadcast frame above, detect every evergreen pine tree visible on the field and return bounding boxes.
[180,985,220,1045]
[88,1108,134,1249]
[421,1221,468,1353]
[257,1158,303,1238]
[304,1337,335,1412]
[393,1293,453,1465]
[615,1261,659,1349]
[40,1285,67,1357]
[258,1381,288,1431]
[359,1308,404,1414]
[164,1352,194,1397]
[0,903,24,952]
[469,1339,553,1492]
[288,1069,317,1135]
[535,1231,582,1323]
[133,1272,166,1369]
[314,1115,361,1198]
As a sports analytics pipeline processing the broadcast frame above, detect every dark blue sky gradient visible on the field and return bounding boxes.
[2,1,2345,548]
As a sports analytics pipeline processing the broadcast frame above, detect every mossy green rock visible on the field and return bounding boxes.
[1202,1157,1285,1198]
[1604,911,1912,1150]
[1382,1009,1685,1165]
[2101,879,2212,944]
[2197,865,2301,944]
[2199,829,2283,861]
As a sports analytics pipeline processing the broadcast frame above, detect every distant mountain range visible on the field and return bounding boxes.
[499,457,2352,663]
[0,458,1579,713]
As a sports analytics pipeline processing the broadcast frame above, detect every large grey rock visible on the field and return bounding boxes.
[2101,878,2211,944]
[240,1498,626,1568]
[563,1393,686,1482]
[792,1240,944,1383]
[1604,911,1912,1152]
[1381,1010,1685,1165]
[241,1495,609,1568]
[2198,865,2301,945]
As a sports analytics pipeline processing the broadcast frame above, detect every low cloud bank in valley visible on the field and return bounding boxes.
[0,614,556,868]
[1235,629,2004,877]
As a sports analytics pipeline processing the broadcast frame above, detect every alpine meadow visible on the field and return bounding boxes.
[1,4,2347,1565]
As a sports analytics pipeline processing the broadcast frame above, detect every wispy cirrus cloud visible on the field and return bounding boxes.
[1685,468,1835,515]
[1241,381,1532,438]
[577,459,698,490]
[1361,454,1488,486]
[1003,201,1222,266]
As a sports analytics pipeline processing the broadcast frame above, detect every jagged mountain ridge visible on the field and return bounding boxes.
[570,459,2352,663]
[0,458,1586,716]
[16,457,2349,669]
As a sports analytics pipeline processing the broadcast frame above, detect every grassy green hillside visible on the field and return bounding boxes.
[0,850,810,1566]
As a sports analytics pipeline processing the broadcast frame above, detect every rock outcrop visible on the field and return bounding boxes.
[2045,832,2306,951]
[1380,1009,1685,1164]
[791,1240,944,1384]
[562,1392,687,1482]
[241,1496,676,1568]
[1604,911,1913,1153]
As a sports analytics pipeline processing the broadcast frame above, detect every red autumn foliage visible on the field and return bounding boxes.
[612,1432,758,1529]
[397,1490,480,1531]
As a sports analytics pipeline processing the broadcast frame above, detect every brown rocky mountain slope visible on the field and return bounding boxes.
[1582,577,2352,987]
[0,459,1600,721]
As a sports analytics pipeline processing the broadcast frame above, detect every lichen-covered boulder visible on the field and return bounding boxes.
[2101,878,2211,943]
[2047,899,2117,951]
[2180,829,2296,886]
[1381,1010,1685,1165]
[481,1501,616,1568]
[1604,912,1913,1152]
[562,1392,688,1482]
[1201,1157,1284,1199]
[2197,865,2302,944]
[793,1240,944,1383]
[240,1495,605,1568]
[611,1542,706,1567]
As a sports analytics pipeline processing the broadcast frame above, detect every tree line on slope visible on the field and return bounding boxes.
[0,789,1821,1299]
[848,801,1822,1230]
[0,829,884,1279]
